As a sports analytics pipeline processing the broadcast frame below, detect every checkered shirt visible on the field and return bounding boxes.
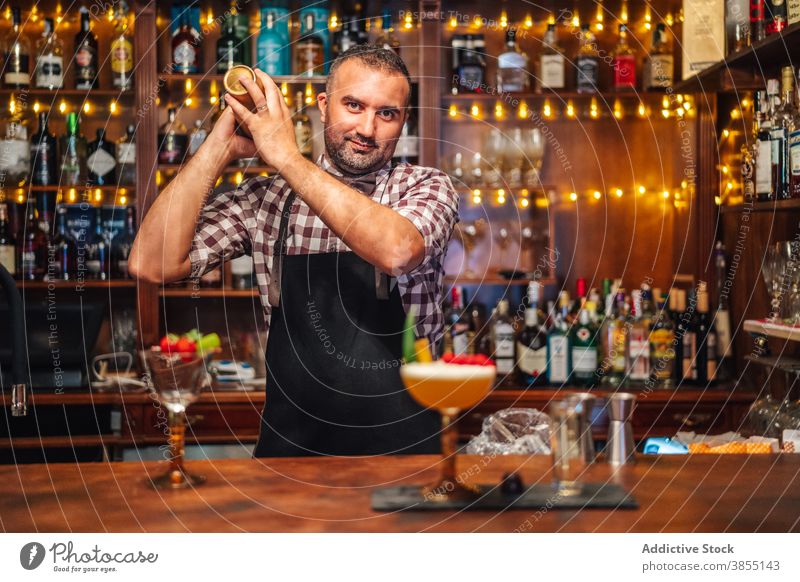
[189,154,460,348]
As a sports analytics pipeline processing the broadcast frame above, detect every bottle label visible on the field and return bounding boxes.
[540,54,565,89]
[517,342,547,377]
[0,244,16,275]
[575,57,599,91]
[648,55,674,88]
[790,130,800,176]
[21,250,36,270]
[457,66,485,92]
[87,148,116,178]
[613,55,636,88]
[571,346,598,373]
[751,0,766,22]
[76,46,95,69]
[257,39,290,76]
[494,323,515,357]
[111,37,133,74]
[0,138,30,173]
[650,328,675,380]
[756,138,773,193]
[628,330,651,380]
[548,335,569,382]
[682,332,697,379]
[35,55,63,88]
[294,123,313,155]
[173,41,198,72]
[3,53,29,85]
[452,324,470,356]
[790,0,800,23]
[117,142,136,165]
[86,259,101,274]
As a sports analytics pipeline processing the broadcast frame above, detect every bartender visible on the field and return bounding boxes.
[130,45,459,457]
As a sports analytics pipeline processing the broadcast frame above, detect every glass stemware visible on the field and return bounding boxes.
[483,129,505,189]
[762,243,787,323]
[455,218,487,278]
[400,362,496,503]
[521,128,545,187]
[143,348,214,489]
[504,128,525,189]
[493,222,513,272]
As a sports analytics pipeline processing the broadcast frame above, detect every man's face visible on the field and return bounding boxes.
[318,60,409,175]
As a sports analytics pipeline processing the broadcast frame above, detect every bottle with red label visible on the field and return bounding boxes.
[765,0,788,35]
[74,7,98,89]
[612,24,636,91]
[750,0,767,43]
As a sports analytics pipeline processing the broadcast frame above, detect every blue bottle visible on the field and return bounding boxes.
[256,1,291,76]
[298,0,331,74]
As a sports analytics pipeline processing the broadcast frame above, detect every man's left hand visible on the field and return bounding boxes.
[224,69,302,171]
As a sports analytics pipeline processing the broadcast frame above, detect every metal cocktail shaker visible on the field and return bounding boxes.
[606,392,637,465]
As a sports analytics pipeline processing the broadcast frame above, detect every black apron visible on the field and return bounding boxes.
[253,174,440,457]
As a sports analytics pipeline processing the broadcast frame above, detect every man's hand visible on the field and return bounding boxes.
[205,106,258,165]
[224,69,302,171]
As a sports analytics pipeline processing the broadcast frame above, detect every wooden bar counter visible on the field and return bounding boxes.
[1,454,798,532]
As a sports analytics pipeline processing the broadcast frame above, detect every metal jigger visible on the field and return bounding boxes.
[606,393,637,466]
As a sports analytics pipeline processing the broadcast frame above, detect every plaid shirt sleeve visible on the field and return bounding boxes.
[188,180,257,279]
[390,167,460,272]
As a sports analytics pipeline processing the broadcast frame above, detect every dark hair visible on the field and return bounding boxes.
[325,44,412,107]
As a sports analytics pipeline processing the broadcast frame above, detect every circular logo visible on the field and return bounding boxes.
[20,542,46,570]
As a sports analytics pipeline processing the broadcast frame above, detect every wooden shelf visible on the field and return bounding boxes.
[744,319,800,342]
[443,90,669,103]
[720,199,800,213]
[674,22,800,93]
[15,279,136,289]
[160,73,329,84]
[0,88,134,98]
[445,275,556,286]
[158,164,274,175]
[159,287,259,298]
[25,185,134,193]
[0,388,265,407]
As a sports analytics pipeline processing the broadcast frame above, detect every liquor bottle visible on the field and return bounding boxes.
[713,243,733,381]
[87,128,116,186]
[497,28,529,93]
[295,12,325,76]
[681,288,699,383]
[627,289,652,382]
[539,24,565,91]
[602,291,629,386]
[217,15,244,73]
[447,287,471,356]
[187,119,208,157]
[755,89,774,201]
[751,0,767,43]
[471,301,491,356]
[172,11,201,74]
[517,281,548,387]
[3,7,30,89]
[298,0,331,74]
[791,79,800,198]
[18,200,47,280]
[649,293,675,388]
[37,190,54,236]
[669,289,685,382]
[0,202,16,276]
[575,24,600,94]
[454,34,486,93]
[256,1,291,76]
[0,113,29,187]
[111,7,134,90]
[117,124,136,186]
[60,112,87,186]
[772,67,796,199]
[30,111,58,186]
[86,208,110,280]
[34,17,63,90]
[612,24,636,91]
[766,0,788,34]
[50,207,77,281]
[393,116,419,165]
[450,33,466,93]
[293,92,313,160]
[74,7,98,89]
[695,283,718,384]
[643,23,674,90]
[546,311,570,384]
[111,206,136,279]
[335,17,361,58]
[493,299,516,379]
[570,303,599,386]
[376,9,400,54]
[158,108,188,165]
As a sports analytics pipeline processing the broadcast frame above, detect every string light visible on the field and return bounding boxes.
[305,83,315,105]
[472,189,482,205]
[571,9,580,28]
[329,13,339,30]
[644,6,652,30]
[547,12,555,25]
[403,11,414,30]
[666,12,674,26]
[67,188,77,203]
[494,101,505,119]
[184,97,193,106]
[662,190,670,199]
[517,101,529,119]
[496,189,506,205]
[234,172,244,185]
[109,99,117,113]
[83,101,91,114]
[569,192,578,202]
[449,15,458,28]
[33,101,40,113]
[470,104,481,118]
[520,198,530,208]
[523,13,533,29]
[94,188,103,203]
[614,188,624,198]
[621,0,629,23]
[638,185,646,195]
[637,102,647,118]
[566,100,576,118]
[499,10,508,29]
[472,15,482,28]
[593,190,602,200]
[448,104,458,118]
[542,99,553,119]
[594,1,604,31]
[613,99,624,120]
[206,8,214,25]
[589,97,599,119]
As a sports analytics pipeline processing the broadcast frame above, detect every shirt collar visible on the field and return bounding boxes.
[317,152,393,194]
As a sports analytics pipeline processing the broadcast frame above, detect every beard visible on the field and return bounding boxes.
[323,121,395,176]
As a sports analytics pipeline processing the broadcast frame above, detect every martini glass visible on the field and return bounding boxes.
[400,362,496,503]
[455,218,487,278]
[143,348,215,489]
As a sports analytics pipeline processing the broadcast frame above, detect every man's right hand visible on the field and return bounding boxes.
[206,106,259,165]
